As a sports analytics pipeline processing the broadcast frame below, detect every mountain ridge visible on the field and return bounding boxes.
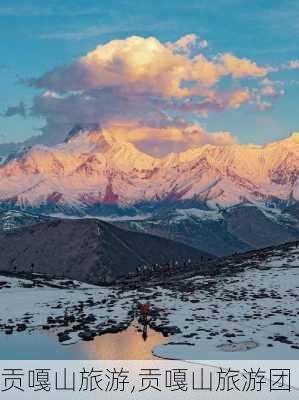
[0,127,298,212]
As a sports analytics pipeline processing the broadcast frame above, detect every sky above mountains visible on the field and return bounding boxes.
[0,0,298,154]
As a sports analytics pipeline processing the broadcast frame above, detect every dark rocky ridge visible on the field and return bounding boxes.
[0,218,211,284]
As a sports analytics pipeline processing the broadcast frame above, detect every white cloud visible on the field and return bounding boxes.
[103,121,235,156]
[32,36,267,96]
[220,53,267,79]
[27,35,269,148]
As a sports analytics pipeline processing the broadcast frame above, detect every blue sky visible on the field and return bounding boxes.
[0,0,298,149]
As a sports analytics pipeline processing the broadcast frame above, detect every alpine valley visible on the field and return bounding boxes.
[0,126,298,256]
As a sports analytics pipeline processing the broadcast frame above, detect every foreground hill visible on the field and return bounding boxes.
[0,218,210,284]
[1,204,298,257]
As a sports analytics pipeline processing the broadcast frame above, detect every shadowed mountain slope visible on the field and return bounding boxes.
[0,218,211,284]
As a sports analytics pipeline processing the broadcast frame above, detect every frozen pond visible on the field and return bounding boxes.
[0,322,166,360]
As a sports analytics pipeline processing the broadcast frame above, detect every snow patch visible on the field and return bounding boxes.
[173,208,223,222]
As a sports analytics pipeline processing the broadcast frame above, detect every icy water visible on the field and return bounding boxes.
[0,323,166,360]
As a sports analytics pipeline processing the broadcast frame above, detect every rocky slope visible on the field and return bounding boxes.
[0,240,298,359]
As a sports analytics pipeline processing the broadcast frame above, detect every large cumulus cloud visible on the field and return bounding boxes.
[31,35,266,95]
[27,35,270,153]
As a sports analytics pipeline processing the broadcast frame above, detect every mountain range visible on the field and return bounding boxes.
[0,126,298,255]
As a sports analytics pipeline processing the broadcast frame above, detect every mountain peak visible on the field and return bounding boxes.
[62,126,157,171]
[65,123,101,143]
[65,124,133,151]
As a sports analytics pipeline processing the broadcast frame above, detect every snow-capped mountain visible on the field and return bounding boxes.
[0,127,298,213]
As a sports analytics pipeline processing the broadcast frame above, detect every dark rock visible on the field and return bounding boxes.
[5,326,13,334]
[16,323,27,332]
[57,332,71,343]
[223,333,236,338]
[78,330,96,341]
